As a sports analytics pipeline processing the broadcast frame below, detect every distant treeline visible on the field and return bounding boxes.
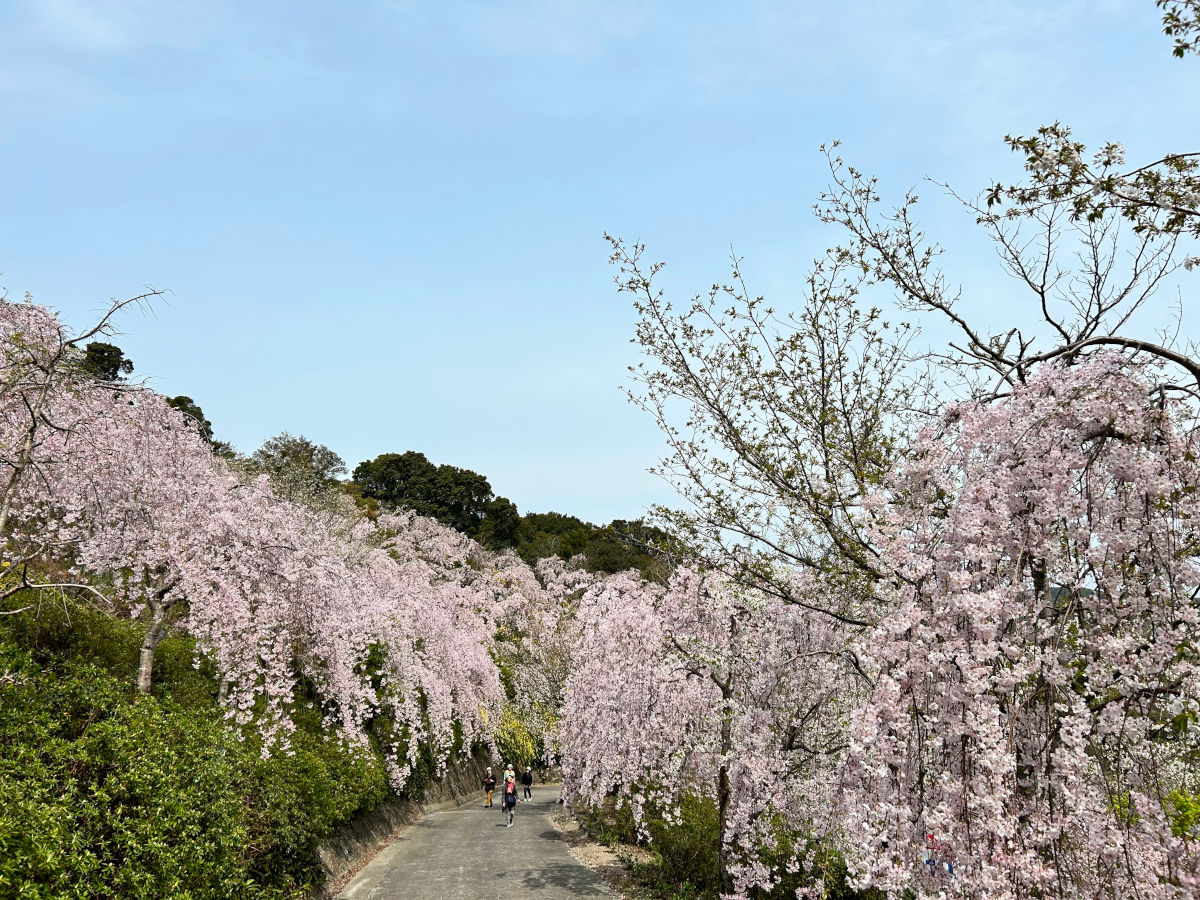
[351,450,669,576]
[84,342,669,578]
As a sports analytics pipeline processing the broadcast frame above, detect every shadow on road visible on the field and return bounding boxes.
[520,863,609,896]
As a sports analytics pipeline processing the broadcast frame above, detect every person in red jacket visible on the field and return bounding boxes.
[503,774,519,826]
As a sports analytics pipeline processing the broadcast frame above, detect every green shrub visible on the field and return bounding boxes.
[574,790,879,900]
[0,599,395,899]
[0,651,278,899]
[577,796,639,846]
[242,729,388,887]
[645,794,721,899]
[0,591,217,708]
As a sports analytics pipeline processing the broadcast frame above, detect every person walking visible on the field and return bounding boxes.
[482,767,496,808]
[521,766,533,801]
[503,774,519,826]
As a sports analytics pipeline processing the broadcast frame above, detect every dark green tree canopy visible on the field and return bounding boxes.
[354,452,665,566]
[583,519,671,576]
[166,396,214,443]
[353,451,508,543]
[477,496,521,548]
[514,512,591,563]
[79,342,134,382]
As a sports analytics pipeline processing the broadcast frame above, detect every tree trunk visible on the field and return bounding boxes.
[136,595,167,694]
[717,758,733,895]
[717,684,735,896]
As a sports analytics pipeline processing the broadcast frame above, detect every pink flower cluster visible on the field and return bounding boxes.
[562,354,1200,899]
[843,354,1200,898]
[0,297,525,789]
[561,567,853,892]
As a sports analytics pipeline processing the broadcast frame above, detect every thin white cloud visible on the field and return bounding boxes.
[375,0,648,59]
[26,0,225,52]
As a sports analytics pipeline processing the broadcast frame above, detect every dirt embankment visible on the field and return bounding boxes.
[551,806,655,900]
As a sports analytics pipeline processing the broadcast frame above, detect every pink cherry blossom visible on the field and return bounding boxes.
[840,354,1200,899]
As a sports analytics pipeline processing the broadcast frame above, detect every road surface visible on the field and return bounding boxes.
[337,787,612,900]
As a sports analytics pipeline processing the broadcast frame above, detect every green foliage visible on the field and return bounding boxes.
[514,511,591,564]
[166,395,215,444]
[0,603,392,898]
[582,519,671,578]
[0,652,278,898]
[353,451,667,566]
[514,511,668,577]
[0,591,218,706]
[476,496,521,548]
[1167,790,1200,838]
[252,431,348,499]
[494,706,536,770]
[241,728,388,887]
[577,793,876,900]
[353,451,516,548]
[1158,0,1200,57]
[576,797,639,847]
[1112,790,1139,827]
[757,818,883,900]
[78,341,133,382]
[645,794,722,899]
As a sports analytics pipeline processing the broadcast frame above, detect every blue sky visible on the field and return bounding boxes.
[1,0,1196,523]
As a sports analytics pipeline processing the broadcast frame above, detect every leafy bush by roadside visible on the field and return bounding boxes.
[0,601,392,899]
[0,645,281,899]
[574,793,879,900]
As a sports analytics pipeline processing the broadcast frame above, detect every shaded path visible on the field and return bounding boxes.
[337,786,613,900]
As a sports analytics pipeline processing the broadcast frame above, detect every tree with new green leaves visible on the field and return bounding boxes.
[1158,0,1200,57]
[254,431,346,487]
[977,4,1200,273]
[249,431,350,516]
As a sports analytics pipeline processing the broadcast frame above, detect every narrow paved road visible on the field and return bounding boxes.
[337,787,612,900]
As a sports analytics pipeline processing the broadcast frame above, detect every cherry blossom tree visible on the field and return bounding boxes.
[839,355,1200,898]
[611,234,913,627]
[374,513,600,767]
[562,567,857,895]
[501,555,597,757]
[0,293,519,788]
[598,8,1200,900]
[349,511,508,784]
[0,289,160,613]
[617,0,1199,617]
